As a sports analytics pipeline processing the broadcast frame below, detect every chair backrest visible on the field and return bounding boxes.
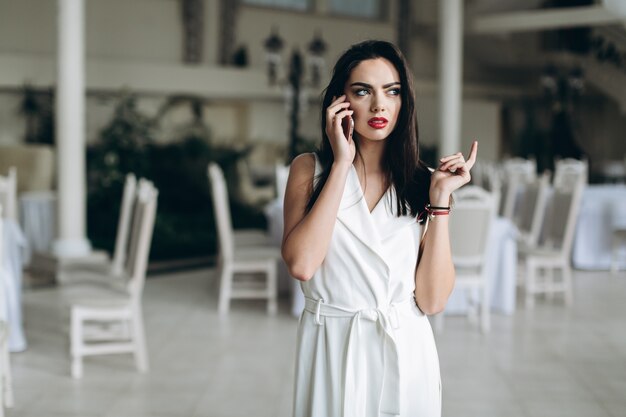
[0,168,17,221]
[500,158,536,220]
[514,172,550,247]
[124,180,158,299]
[499,174,522,220]
[503,157,536,182]
[481,162,502,213]
[542,181,583,255]
[449,186,497,269]
[208,163,234,261]
[553,158,587,191]
[111,173,137,276]
[275,163,290,203]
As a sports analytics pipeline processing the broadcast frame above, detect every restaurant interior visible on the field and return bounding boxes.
[0,0,625,416]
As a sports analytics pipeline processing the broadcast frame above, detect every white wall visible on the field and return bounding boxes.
[0,0,509,166]
[0,0,184,63]
[417,95,501,162]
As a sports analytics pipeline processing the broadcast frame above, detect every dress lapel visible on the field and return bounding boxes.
[336,166,389,271]
[375,187,419,242]
[335,166,421,274]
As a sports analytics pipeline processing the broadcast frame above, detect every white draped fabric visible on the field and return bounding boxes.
[19,191,56,262]
[1,219,28,352]
[572,185,626,270]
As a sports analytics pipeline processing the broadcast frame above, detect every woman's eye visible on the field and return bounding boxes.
[355,89,369,96]
[388,88,401,96]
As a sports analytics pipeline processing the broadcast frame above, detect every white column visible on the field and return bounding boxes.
[438,0,464,158]
[53,0,91,257]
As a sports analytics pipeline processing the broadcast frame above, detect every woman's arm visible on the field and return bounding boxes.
[282,95,355,281]
[414,141,478,314]
[281,154,351,281]
[414,212,454,315]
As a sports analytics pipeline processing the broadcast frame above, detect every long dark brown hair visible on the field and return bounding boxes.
[306,40,431,220]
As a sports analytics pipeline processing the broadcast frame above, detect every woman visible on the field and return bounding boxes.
[282,40,477,417]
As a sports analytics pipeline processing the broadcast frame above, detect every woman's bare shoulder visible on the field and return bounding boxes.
[289,152,316,179]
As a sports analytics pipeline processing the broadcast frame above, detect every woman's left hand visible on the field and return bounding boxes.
[429,141,478,205]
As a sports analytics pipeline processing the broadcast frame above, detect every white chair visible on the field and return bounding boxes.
[520,179,584,308]
[553,158,587,191]
[503,157,536,181]
[57,174,137,285]
[0,208,15,413]
[234,159,275,206]
[482,162,502,216]
[514,172,551,249]
[0,168,17,221]
[67,180,158,378]
[500,158,536,221]
[208,163,280,316]
[436,186,497,333]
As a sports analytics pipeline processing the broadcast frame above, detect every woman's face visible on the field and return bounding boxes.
[344,58,401,143]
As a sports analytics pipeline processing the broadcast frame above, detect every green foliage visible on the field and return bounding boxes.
[87,94,267,262]
[89,94,155,187]
[18,84,55,145]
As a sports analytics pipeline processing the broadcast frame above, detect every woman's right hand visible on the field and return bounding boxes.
[325,95,356,165]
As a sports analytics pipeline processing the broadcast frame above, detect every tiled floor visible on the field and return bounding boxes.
[8,268,626,417]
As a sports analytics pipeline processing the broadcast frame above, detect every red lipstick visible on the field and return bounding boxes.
[367,117,388,129]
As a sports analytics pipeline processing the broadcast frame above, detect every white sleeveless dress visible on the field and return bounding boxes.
[292,155,442,417]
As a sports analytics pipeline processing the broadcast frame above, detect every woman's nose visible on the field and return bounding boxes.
[371,98,386,113]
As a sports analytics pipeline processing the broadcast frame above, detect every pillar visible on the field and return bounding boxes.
[53,0,91,257]
[438,0,464,158]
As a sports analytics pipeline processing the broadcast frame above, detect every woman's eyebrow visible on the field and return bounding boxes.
[349,81,401,88]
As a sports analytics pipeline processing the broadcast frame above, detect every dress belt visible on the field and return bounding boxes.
[304,297,417,417]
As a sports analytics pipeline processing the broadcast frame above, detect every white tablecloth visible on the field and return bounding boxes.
[265,200,518,317]
[572,185,626,270]
[19,191,56,263]
[1,219,28,352]
[444,217,518,315]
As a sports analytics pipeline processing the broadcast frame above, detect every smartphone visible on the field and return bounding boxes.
[342,114,353,140]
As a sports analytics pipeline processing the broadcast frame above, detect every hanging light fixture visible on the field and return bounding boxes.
[263,27,284,86]
[307,31,327,88]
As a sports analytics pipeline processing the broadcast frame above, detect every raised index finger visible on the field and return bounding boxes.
[465,141,478,169]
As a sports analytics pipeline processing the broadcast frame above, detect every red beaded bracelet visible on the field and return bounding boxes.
[418,204,451,222]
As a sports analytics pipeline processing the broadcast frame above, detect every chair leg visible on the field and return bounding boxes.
[0,329,12,411]
[267,261,278,315]
[70,308,84,379]
[525,259,536,309]
[131,309,149,373]
[611,234,619,274]
[481,285,490,333]
[545,267,555,301]
[218,265,233,316]
[466,289,478,326]
[562,265,574,306]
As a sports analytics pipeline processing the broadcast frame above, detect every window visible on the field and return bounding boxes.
[242,0,310,12]
[328,0,381,19]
